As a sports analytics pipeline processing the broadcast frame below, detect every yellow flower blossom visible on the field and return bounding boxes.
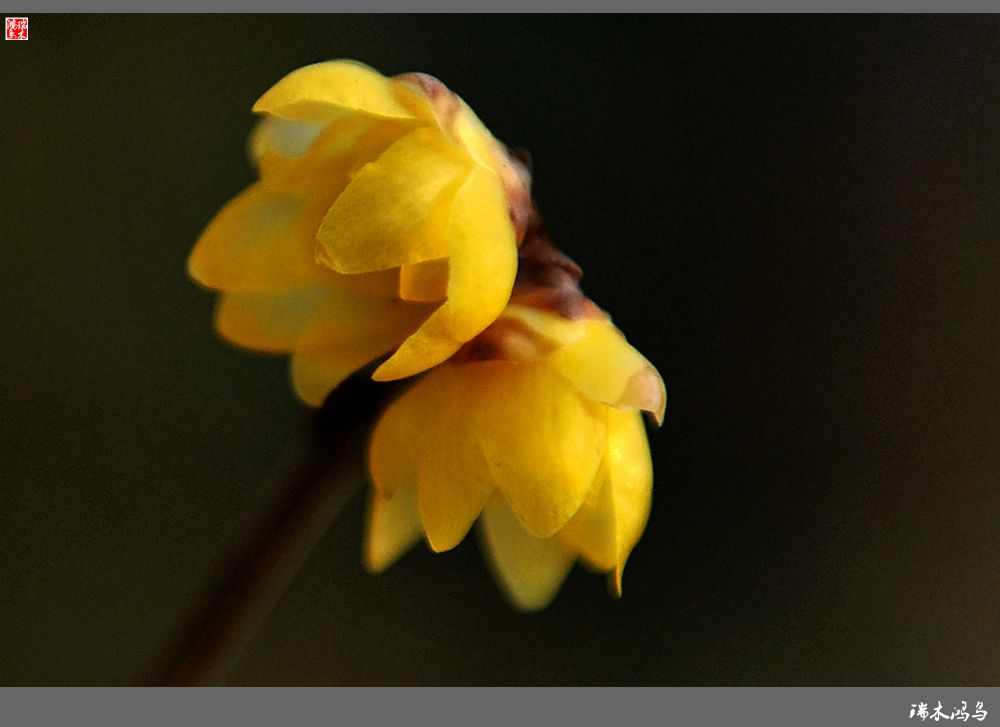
[187,60,527,404]
[365,305,666,611]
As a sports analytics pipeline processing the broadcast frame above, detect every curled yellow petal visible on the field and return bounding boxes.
[255,115,415,203]
[478,493,575,612]
[316,126,471,274]
[548,319,666,424]
[363,486,422,574]
[440,167,518,342]
[372,165,516,380]
[252,59,422,123]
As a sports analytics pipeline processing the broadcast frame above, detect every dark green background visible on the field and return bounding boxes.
[2,15,998,685]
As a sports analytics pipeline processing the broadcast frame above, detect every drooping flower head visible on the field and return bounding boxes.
[366,303,664,611]
[187,60,666,612]
[188,60,529,404]
[365,220,666,611]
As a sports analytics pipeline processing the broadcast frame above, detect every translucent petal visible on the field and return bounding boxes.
[558,462,616,573]
[363,486,422,574]
[188,184,334,292]
[316,127,472,274]
[548,319,666,424]
[252,60,422,123]
[558,408,653,594]
[478,493,575,612]
[214,287,329,353]
[256,115,415,201]
[249,116,326,161]
[472,361,607,538]
[372,166,516,380]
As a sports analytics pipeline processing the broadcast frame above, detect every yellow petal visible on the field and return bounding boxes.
[439,167,517,342]
[363,486,422,574]
[316,126,472,274]
[256,114,415,201]
[372,166,516,380]
[291,338,397,407]
[450,101,497,165]
[548,319,666,424]
[252,60,422,123]
[370,311,462,382]
[559,408,653,594]
[478,493,575,612]
[607,408,653,593]
[415,367,496,552]
[368,371,446,499]
[398,258,449,303]
[557,459,616,573]
[289,292,432,406]
[188,184,334,292]
[214,287,329,353]
[500,304,589,346]
[472,361,607,538]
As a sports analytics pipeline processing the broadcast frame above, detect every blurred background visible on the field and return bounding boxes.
[1,15,998,685]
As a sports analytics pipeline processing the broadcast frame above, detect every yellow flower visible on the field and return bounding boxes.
[187,60,527,404]
[365,305,666,611]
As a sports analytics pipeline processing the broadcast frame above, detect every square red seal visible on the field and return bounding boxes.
[5,17,28,41]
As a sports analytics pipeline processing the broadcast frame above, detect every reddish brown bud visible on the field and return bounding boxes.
[509,210,601,321]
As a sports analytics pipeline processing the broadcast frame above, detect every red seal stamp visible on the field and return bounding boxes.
[5,17,28,41]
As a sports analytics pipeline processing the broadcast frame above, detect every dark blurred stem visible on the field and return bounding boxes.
[147,374,400,686]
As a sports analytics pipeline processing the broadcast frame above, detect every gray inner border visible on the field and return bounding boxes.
[0,687,997,727]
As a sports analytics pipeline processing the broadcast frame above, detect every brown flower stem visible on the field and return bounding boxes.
[147,373,402,686]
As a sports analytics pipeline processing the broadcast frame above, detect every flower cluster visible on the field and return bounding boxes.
[189,60,665,610]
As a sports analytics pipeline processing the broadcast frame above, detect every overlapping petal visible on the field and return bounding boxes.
[365,305,662,610]
[558,408,653,593]
[188,184,334,292]
[252,60,427,123]
[316,126,472,274]
[190,60,523,407]
[372,166,517,380]
[214,287,330,353]
[289,293,432,406]
[478,493,576,612]
[547,318,667,424]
